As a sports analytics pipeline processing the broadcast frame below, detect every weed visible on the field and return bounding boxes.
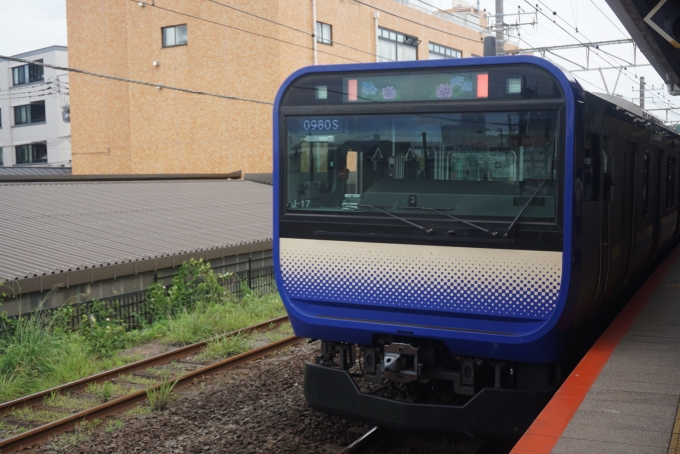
[78,302,128,357]
[0,419,27,437]
[199,333,250,361]
[10,407,70,423]
[118,373,158,386]
[0,258,284,405]
[105,419,124,433]
[122,404,152,417]
[146,374,179,411]
[85,381,128,402]
[96,381,114,402]
[43,392,93,410]
[48,419,102,450]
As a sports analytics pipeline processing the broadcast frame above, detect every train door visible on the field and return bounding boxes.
[648,149,663,265]
[600,136,635,301]
[588,133,607,316]
[617,142,636,288]
[657,151,679,252]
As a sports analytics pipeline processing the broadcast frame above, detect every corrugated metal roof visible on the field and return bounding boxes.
[0,167,72,176]
[0,180,272,280]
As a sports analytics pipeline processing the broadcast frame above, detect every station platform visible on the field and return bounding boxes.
[512,245,680,454]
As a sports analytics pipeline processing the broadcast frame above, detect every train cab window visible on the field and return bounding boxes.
[286,110,559,221]
[667,156,676,209]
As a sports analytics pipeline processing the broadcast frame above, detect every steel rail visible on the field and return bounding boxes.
[0,315,289,416]
[0,334,302,453]
[338,427,386,453]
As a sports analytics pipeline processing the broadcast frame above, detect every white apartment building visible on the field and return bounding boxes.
[0,46,71,167]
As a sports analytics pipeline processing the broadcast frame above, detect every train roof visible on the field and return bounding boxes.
[588,90,676,134]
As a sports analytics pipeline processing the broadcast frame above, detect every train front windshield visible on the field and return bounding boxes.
[280,64,564,226]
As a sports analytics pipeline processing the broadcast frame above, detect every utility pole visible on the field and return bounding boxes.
[640,76,645,109]
[496,0,504,55]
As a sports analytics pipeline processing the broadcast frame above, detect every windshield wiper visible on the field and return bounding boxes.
[503,178,549,238]
[360,205,434,235]
[408,207,498,237]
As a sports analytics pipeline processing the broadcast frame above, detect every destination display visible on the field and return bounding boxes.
[344,72,488,103]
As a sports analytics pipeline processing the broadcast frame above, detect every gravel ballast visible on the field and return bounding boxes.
[36,342,480,454]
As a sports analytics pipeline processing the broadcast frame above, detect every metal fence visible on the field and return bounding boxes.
[2,263,276,333]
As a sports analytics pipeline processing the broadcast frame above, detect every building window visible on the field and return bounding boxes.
[377,27,419,62]
[162,24,188,47]
[316,22,332,45]
[12,61,44,86]
[428,42,461,59]
[0,148,3,166]
[16,142,47,164]
[14,101,46,126]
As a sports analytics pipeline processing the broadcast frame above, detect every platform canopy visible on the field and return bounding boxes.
[606,0,680,93]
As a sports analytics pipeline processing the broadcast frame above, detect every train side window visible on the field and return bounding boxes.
[667,156,676,209]
[584,133,600,201]
[643,151,650,218]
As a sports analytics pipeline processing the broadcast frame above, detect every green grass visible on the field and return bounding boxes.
[122,404,152,417]
[117,373,159,386]
[105,419,124,433]
[198,333,251,361]
[46,419,102,450]
[0,419,28,437]
[9,407,70,423]
[0,263,285,405]
[43,392,94,411]
[146,375,179,412]
[159,292,286,346]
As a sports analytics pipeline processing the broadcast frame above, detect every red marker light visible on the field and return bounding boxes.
[348,79,358,101]
[477,74,489,98]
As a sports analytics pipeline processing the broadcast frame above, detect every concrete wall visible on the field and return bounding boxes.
[0,47,71,167]
[65,0,510,175]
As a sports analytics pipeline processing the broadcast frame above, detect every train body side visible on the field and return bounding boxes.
[568,92,680,340]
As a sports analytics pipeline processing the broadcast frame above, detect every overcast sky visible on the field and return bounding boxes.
[2,0,679,123]
[0,0,67,56]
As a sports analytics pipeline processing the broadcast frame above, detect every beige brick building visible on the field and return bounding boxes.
[65,0,512,175]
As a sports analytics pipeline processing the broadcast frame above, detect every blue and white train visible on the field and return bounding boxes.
[272,56,680,436]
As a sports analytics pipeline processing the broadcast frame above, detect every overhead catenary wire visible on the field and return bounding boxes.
[586,0,629,39]
[0,55,273,106]
[526,0,678,115]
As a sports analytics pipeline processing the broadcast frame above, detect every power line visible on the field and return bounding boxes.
[586,0,629,39]
[0,90,57,101]
[0,86,55,97]
[203,0,384,61]
[135,0,364,64]
[526,0,676,114]
[0,55,273,106]
[0,82,50,94]
[352,0,483,44]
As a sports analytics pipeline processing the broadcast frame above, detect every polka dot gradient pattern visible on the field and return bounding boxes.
[279,239,563,320]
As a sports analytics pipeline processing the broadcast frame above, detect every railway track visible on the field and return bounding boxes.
[0,316,300,453]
